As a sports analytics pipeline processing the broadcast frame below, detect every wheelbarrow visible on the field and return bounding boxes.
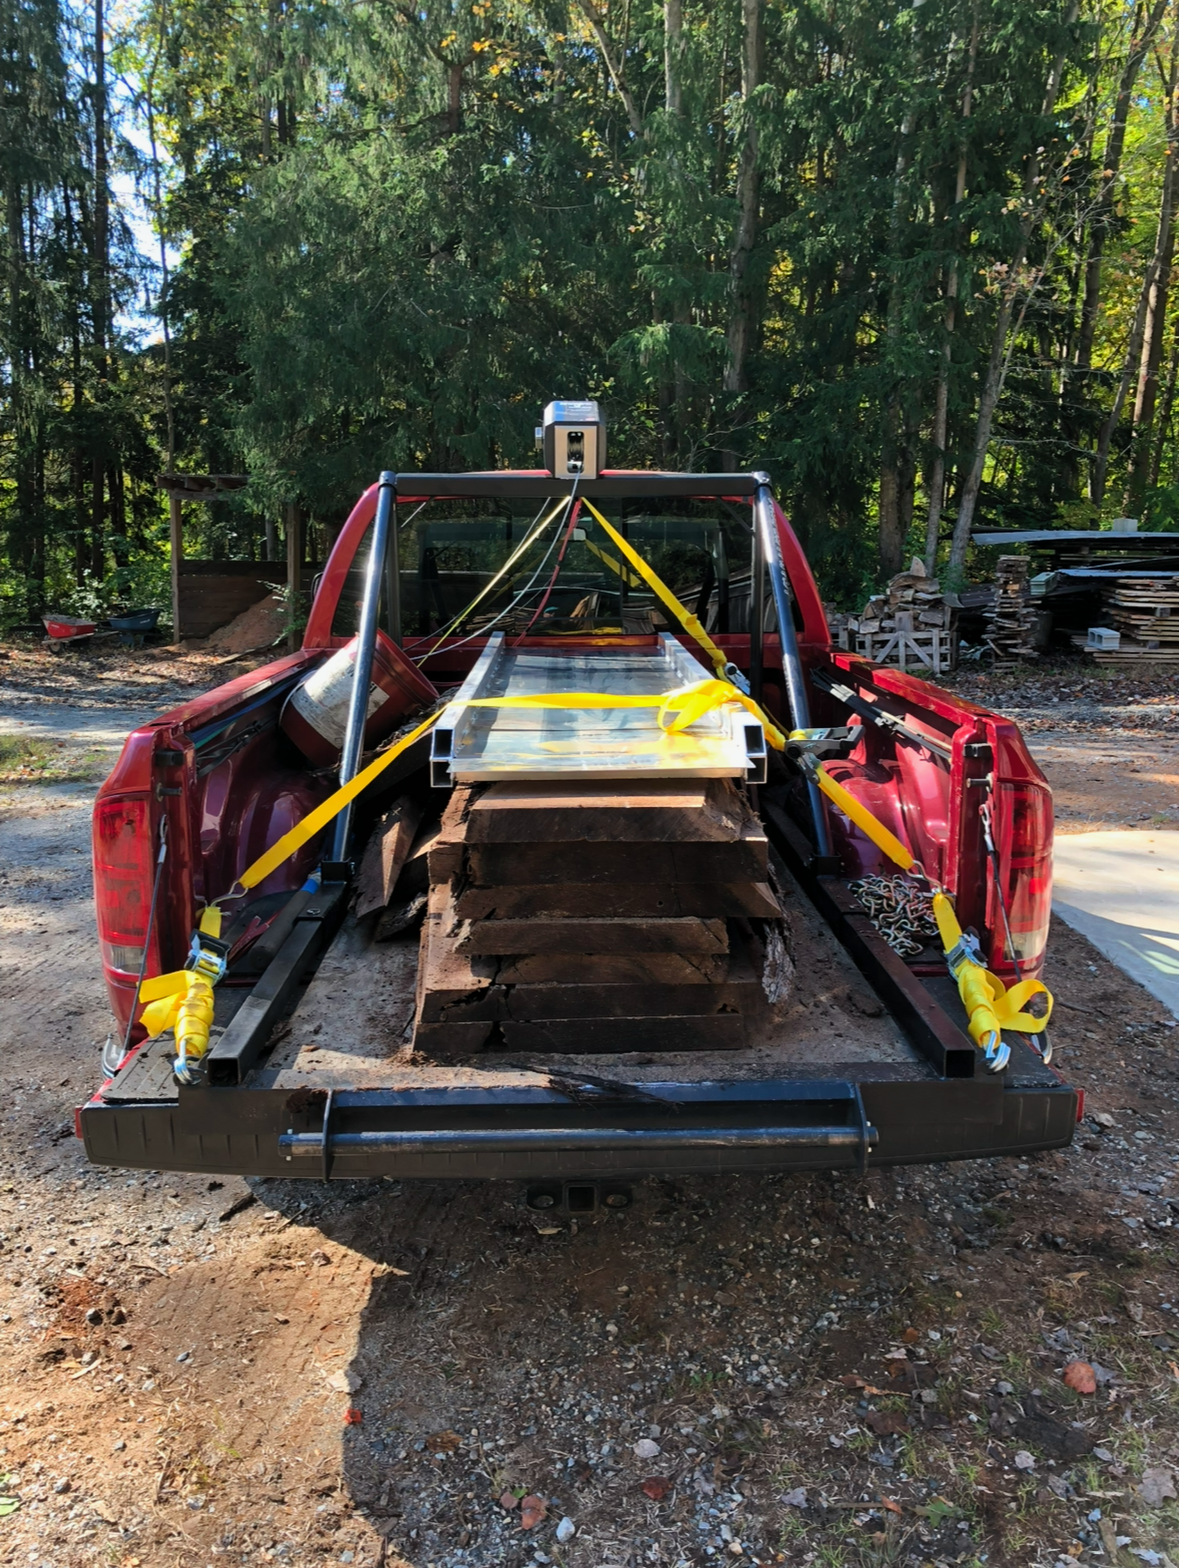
[43,614,97,646]
[108,607,162,648]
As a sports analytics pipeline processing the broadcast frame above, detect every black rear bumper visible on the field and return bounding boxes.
[79,1066,1077,1181]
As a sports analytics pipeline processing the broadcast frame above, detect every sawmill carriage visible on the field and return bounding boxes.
[81,403,1072,1193]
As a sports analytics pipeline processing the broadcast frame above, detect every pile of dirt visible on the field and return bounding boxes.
[204,590,288,654]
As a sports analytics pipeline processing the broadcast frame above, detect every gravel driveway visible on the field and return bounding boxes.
[2,650,1179,1568]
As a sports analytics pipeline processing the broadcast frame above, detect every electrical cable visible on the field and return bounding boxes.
[429,489,577,657]
[404,496,565,660]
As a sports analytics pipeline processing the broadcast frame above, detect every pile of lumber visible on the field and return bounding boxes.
[828,559,958,675]
[834,559,955,642]
[1094,576,1179,661]
[984,555,1038,666]
[413,779,785,1057]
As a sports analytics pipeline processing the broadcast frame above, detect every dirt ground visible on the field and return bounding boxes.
[3,642,1179,1568]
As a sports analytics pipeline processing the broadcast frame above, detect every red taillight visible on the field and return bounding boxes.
[93,796,156,977]
[990,782,1052,973]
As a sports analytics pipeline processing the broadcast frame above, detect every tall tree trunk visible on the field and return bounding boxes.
[949,0,1080,569]
[1127,30,1179,512]
[91,0,109,579]
[1151,331,1179,486]
[722,0,762,467]
[1093,94,1179,508]
[878,106,916,576]
[1075,0,1169,376]
[664,0,683,116]
[145,51,175,470]
[924,12,978,572]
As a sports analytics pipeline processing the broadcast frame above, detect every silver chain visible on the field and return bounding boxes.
[848,873,939,958]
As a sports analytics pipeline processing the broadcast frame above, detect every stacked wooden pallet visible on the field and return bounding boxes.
[1096,576,1179,660]
[414,779,782,1057]
[984,555,1038,666]
[831,560,958,676]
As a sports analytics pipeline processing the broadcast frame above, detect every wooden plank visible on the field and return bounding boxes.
[465,832,768,886]
[455,881,781,920]
[463,778,754,844]
[503,970,760,1020]
[495,951,729,984]
[499,1015,747,1052]
[355,797,425,919]
[413,1019,494,1058]
[169,496,183,640]
[459,915,729,955]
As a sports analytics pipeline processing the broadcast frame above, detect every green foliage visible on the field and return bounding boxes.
[4,0,1179,612]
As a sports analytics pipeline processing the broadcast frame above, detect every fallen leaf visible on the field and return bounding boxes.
[1065,1271,1089,1285]
[879,1498,902,1516]
[1062,1360,1097,1395]
[915,1497,956,1526]
[427,1430,463,1454]
[343,1408,363,1426]
[838,1375,888,1395]
[498,1491,518,1511]
[641,1477,670,1501]
[535,1227,561,1236]
[519,1494,547,1530]
[865,1411,908,1436]
[1139,1466,1177,1507]
[901,1328,920,1344]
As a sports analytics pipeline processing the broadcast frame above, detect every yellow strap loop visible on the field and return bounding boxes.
[137,969,216,1057]
[581,499,731,678]
[933,892,1052,1043]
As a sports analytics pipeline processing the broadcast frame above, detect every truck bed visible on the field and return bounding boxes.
[90,836,1072,1182]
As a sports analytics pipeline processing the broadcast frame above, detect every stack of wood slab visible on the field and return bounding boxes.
[1096,576,1179,662]
[829,559,958,676]
[984,555,1038,666]
[413,779,781,1057]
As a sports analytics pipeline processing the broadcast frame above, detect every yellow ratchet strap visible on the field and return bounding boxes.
[932,892,1052,1072]
[581,499,731,679]
[236,710,443,892]
[136,906,225,1083]
[792,737,1053,1071]
[229,679,783,896]
[463,678,787,750]
[793,741,916,874]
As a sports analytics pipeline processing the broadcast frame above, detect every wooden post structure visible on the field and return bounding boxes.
[285,502,302,652]
[168,494,184,643]
[157,474,249,644]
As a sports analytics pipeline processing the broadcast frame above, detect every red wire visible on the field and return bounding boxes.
[515,499,583,641]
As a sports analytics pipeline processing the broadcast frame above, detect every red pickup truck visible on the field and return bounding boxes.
[81,462,1071,1196]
